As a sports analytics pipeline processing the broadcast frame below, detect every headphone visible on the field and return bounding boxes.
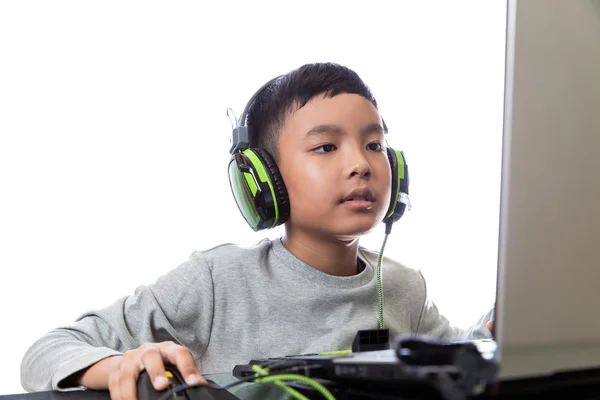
[227,76,411,232]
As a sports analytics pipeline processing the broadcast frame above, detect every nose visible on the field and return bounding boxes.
[346,149,372,179]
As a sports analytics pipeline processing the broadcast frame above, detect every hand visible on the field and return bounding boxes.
[80,341,206,400]
[113,341,206,400]
[486,320,494,334]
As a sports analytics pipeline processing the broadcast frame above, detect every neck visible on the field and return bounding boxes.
[281,224,360,277]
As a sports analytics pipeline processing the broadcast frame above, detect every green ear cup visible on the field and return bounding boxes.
[228,148,290,231]
[384,148,409,224]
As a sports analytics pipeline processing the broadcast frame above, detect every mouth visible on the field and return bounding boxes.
[341,187,376,209]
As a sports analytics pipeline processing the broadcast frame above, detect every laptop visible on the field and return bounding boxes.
[492,0,600,381]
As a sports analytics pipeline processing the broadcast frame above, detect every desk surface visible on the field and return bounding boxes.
[0,372,464,400]
[0,374,301,400]
[5,371,600,400]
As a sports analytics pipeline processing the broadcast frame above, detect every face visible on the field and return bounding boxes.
[278,93,392,240]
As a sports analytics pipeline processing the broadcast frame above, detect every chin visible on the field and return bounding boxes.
[290,209,385,241]
[333,216,381,237]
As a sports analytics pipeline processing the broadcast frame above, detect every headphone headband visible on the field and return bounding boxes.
[229,76,282,155]
[238,76,282,128]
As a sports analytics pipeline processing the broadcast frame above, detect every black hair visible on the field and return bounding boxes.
[245,62,379,162]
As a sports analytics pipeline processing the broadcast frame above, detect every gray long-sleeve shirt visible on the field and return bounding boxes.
[20,238,492,392]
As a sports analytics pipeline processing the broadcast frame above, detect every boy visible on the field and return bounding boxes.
[20,63,493,398]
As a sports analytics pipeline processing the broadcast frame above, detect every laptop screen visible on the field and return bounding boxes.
[494,0,600,379]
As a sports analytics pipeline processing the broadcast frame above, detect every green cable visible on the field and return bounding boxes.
[270,380,310,400]
[318,349,352,355]
[252,365,336,400]
[254,375,335,400]
[376,233,390,329]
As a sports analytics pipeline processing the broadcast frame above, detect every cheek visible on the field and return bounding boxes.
[283,161,336,208]
[375,163,393,205]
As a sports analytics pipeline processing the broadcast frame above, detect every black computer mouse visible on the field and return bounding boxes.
[137,366,190,400]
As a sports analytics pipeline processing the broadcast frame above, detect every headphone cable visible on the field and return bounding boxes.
[376,221,394,329]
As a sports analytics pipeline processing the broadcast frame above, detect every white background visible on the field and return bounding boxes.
[0,1,506,394]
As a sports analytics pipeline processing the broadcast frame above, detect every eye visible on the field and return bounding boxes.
[313,144,337,153]
[367,142,384,152]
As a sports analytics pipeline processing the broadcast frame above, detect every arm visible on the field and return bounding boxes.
[20,254,214,392]
[414,271,493,340]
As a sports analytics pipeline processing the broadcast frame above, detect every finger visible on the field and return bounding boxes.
[108,368,122,400]
[486,320,494,332]
[119,350,145,400]
[160,342,206,385]
[139,343,169,390]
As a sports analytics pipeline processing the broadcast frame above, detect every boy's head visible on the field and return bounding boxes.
[231,63,404,240]
[246,63,382,162]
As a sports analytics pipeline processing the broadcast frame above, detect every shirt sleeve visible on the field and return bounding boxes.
[414,271,493,340]
[20,254,215,392]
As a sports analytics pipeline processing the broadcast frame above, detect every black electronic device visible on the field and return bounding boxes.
[232,333,499,400]
[137,367,189,400]
[137,366,241,400]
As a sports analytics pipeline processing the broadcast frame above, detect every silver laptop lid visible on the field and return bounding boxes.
[495,0,600,379]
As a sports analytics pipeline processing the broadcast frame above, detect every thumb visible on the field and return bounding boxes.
[486,320,494,332]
